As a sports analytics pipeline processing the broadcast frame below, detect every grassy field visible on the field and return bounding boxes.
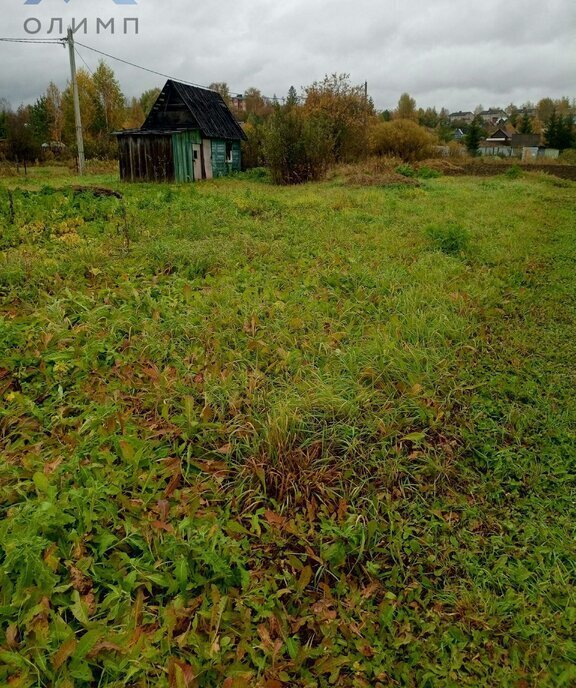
[0,167,575,687]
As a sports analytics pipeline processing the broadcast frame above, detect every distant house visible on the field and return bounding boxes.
[478,109,508,126]
[478,127,513,156]
[114,80,246,183]
[485,128,511,143]
[449,111,474,124]
[453,128,465,141]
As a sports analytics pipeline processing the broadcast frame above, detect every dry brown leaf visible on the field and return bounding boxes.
[52,637,77,670]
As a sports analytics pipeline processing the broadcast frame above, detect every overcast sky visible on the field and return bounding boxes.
[1,0,575,112]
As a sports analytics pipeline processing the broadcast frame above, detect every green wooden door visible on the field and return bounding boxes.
[172,131,201,182]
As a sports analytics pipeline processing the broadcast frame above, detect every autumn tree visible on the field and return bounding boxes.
[62,69,100,155]
[303,73,373,162]
[124,97,146,129]
[506,103,520,127]
[243,87,271,119]
[395,92,417,121]
[45,82,63,143]
[7,105,41,165]
[518,111,533,135]
[139,88,161,117]
[263,102,333,184]
[92,61,126,134]
[418,107,438,128]
[241,120,266,169]
[209,82,231,105]
[436,108,453,143]
[537,98,555,124]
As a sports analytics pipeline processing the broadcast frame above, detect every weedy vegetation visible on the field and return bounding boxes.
[0,167,575,687]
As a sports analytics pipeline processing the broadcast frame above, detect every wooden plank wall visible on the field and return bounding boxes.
[118,135,175,182]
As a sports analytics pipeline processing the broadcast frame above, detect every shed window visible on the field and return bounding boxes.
[226,142,233,162]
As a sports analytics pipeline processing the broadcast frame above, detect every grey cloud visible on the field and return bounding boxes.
[0,0,574,112]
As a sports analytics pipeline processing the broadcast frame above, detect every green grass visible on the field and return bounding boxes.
[0,169,575,687]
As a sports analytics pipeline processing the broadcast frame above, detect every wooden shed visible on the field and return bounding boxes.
[115,80,246,183]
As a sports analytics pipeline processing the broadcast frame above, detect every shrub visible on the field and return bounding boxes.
[426,222,470,256]
[417,166,441,179]
[395,163,416,177]
[263,106,333,185]
[369,119,437,162]
[559,148,576,165]
[241,121,266,170]
[505,165,523,179]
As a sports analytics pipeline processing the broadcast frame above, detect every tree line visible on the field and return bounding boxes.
[0,62,574,180]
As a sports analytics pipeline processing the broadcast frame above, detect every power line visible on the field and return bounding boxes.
[73,40,279,102]
[1,35,283,102]
[0,37,63,44]
[74,40,219,92]
[74,46,94,76]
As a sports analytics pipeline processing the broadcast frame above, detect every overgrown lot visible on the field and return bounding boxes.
[1,169,575,687]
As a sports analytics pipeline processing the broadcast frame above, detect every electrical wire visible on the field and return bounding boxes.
[74,40,219,92]
[1,36,283,101]
[73,40,281,101]
[74,46,94,76]
[0,37,63,44]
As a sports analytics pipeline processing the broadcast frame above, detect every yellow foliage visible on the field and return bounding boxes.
[369,119,438,162]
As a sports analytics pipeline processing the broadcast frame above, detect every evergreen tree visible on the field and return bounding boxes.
[286,86,299,108]
[30,97,50,144]
[518,111,533,135]
[464,116,483,155]
[543,109,574,150]
[544,109,560,148]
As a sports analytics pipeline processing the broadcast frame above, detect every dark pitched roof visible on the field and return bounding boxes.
[142,80,246,140]
[486,128,511,141]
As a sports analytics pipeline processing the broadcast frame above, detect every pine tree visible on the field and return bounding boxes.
[464,116,483,155]
[544,110,559,148]
[286,86,298,107]
[518,111,533,135]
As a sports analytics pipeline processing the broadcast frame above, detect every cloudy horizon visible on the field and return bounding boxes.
[1,0,574,112]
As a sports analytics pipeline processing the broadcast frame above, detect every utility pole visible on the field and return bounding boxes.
[364,81,369,159]
[66,28,85,175]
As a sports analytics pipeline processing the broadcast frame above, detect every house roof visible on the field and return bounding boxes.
[141,80,246,141]
[480,109,507,116]
[486,128,511,142]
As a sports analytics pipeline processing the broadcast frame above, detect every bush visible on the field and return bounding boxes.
[395,163,416,177]
[559,148,576,165]
[417,166,441,179]
[505,165,522,179]
[263,106,333,185]
[241,121,266,170]
[369,119,437,162]
[426,222,470,256]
